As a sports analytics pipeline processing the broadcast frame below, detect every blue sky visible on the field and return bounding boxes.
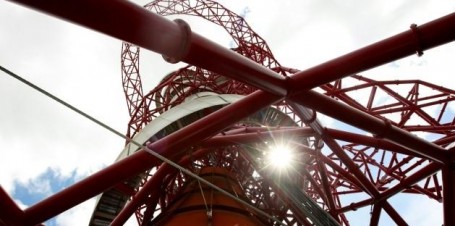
[12,169,78,225]
[1,0,455,225]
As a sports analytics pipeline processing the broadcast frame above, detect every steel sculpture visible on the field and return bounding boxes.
[1,0,455,225]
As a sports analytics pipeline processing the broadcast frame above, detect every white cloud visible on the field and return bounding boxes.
[25,178,52,197]
[13,198,28,209]
[55,198,96,226]
[125,215,138,226]
[402,195,443,226]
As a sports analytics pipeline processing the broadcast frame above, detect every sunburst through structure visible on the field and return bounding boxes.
[1,0,455,226]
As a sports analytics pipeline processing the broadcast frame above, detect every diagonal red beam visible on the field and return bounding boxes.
[7,1,455,98]
[382,201,407,226]
[23,91,282,225]
[404,125,455,132]
[322,137,379,197]
[287,12,455,94]
[9,0,454,163]
[303,126,406,224]
[0,186,25,225]
[325,128,424,158]
[370,202,382,226]
[7,0,287,96]
[291,142,366,191]
[370,81,441,127]
[300,168,331,209]
[5,0,455,224]
[289,103,391,219]
[290,102,384,201]
[200,127,315,147]
[317,130,408,225]
[315,154,339,220]
[336,162,441,214]
[291,91,449,163]
[8,0,185,59]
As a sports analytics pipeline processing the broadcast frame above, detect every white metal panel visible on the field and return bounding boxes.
[115,94,244,160]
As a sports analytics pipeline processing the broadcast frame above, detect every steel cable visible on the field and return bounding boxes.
[0,65,287,225]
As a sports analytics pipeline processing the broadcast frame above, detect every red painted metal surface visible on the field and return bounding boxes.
[287,12,455,94]
[22,90,280,224]
[292,90,449,163]
[2,0,455,225]
[442,161,455,226]
[0,187,25,226]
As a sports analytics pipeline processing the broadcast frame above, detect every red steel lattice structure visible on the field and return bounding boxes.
[1,0,455,225]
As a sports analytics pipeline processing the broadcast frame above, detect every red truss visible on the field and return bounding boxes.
[122,0,288,138]
[119,1,455,225]
[2,0,455,226]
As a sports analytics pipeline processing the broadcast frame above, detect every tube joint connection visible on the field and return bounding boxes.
[163,19,192,63]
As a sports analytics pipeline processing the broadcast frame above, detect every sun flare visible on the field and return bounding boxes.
[268,144,293,169]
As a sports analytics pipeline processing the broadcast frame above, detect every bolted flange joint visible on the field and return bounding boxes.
[163,19,192,64]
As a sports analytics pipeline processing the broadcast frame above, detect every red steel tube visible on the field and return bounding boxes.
[0,186,25,225]
[290,142,366,191]
[315,157,339,219]
[336,162,441,213]
[6,0,287,96]
[183,33,287,95]
[200,127,314,148]
[369,202,382,226]
[336,199,372,213]
[196,11,455,164]
[24,151,154,225]
[325,128,424,158]
[388,165,439,201]
[14,4,455,99]
[321,136,379,197]
[7,0,455,131]
[300,169,331,208]
[23,91,282,225]
[5,0,455,224]
[290,101,408,221]
[7,0,185,58]
[442,165,455,226]
[287,13,455,94]
[382,202,408,226]
[319,130,406,225]
[8,0,454,162]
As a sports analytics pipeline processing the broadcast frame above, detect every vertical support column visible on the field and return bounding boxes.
[369,203,382,226]
[316,155,340,221]
[442,164,455,226]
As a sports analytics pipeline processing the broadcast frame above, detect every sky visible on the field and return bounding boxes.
[1,0,455,225]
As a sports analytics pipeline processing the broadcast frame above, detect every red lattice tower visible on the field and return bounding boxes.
[113,1,455,225]
[2,0,455,226]
[121,0,290,138]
